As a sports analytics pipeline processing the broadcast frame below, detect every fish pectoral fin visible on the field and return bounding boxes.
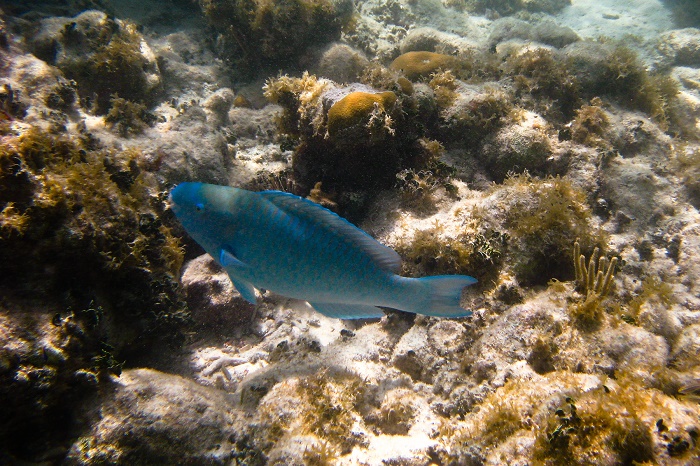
[219,247,247,270]
[220,247,257,304]
[310,302,385,319]
[230,276,257,304]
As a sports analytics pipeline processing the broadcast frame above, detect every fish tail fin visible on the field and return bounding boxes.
[408,275,477,317]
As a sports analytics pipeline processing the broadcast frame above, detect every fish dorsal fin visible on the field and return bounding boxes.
[258,190,402,273]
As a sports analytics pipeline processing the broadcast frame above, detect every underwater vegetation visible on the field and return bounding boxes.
[0,125,188,351]
[0,124,189,461]
[29,11,162,114]
[105,95,159,137]
[264,72,441,216]
[458,0,572,16]
[396,225,503,283]
[199,0,353,72]
[497,174,606,285]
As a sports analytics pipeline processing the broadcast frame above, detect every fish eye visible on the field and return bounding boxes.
[195,203,204,212]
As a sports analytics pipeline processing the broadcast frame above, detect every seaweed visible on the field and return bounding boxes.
[503,48,581,122]
[296,370,365,453]
[598,45,679,130]
[533,387,655,465]
[0,125,188,360]
[500,174,606,285]
[104,95,158,137]
[569,98,610,147]
[396,226,502,283]
[199,0,352,73]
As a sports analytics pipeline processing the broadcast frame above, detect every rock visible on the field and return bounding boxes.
[28,10,161,113]
[480,116,553,182]
[65,368,241,464]
[202,87,235,127]
[560,41,616,95]
[400,27,478,55]
[657,28,700,67]
[316,43,369,84]
[600,156,675,231]
[669,323,700,371]
[180,254,256,333]
[427,320,468,356]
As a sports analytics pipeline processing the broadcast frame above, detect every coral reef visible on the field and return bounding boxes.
[1,0,700,464]
[0,127,187,349]
[463,0,572,16]
[264,73,438,215]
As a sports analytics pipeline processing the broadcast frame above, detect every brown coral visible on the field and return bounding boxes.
[326,90,397,136]
[389,51,457,81]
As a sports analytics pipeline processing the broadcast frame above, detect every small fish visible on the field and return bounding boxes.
[170,182,477,319]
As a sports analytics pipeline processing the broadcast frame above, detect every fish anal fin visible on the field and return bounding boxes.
[310,302,385,319]
[230,277,257,304]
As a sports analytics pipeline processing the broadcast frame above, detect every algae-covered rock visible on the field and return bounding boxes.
[657,28,700,67]
[0,126,188,355]
[0,299,105,463]
[199,0,353,72]
[264,74,436,214]
[480,117,553,182]
[66,369,243,464]
[488,18,579,50]
[465,0,571,16]
[28,10,161,114]
[316,42,369,84]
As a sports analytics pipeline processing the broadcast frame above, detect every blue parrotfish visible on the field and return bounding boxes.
[170,182,477,319]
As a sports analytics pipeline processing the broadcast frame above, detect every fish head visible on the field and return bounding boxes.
[169,182,245,256]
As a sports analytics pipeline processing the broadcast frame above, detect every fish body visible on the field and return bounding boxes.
[170,182,477,319]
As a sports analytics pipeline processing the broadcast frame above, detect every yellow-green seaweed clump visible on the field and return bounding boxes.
[30,12,162,114]
[105,95,158,137]
[598,45,679,130]
[499,174,606,285]
[396,225,502,283]
[533,387,656,465]
[503,48,581,122]
[263,72,331,137]
[569,98,610,148]
[199,0,353,72]
[0,126,187,354]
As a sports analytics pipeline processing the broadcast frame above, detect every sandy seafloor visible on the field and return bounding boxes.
[1,0,700,464]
